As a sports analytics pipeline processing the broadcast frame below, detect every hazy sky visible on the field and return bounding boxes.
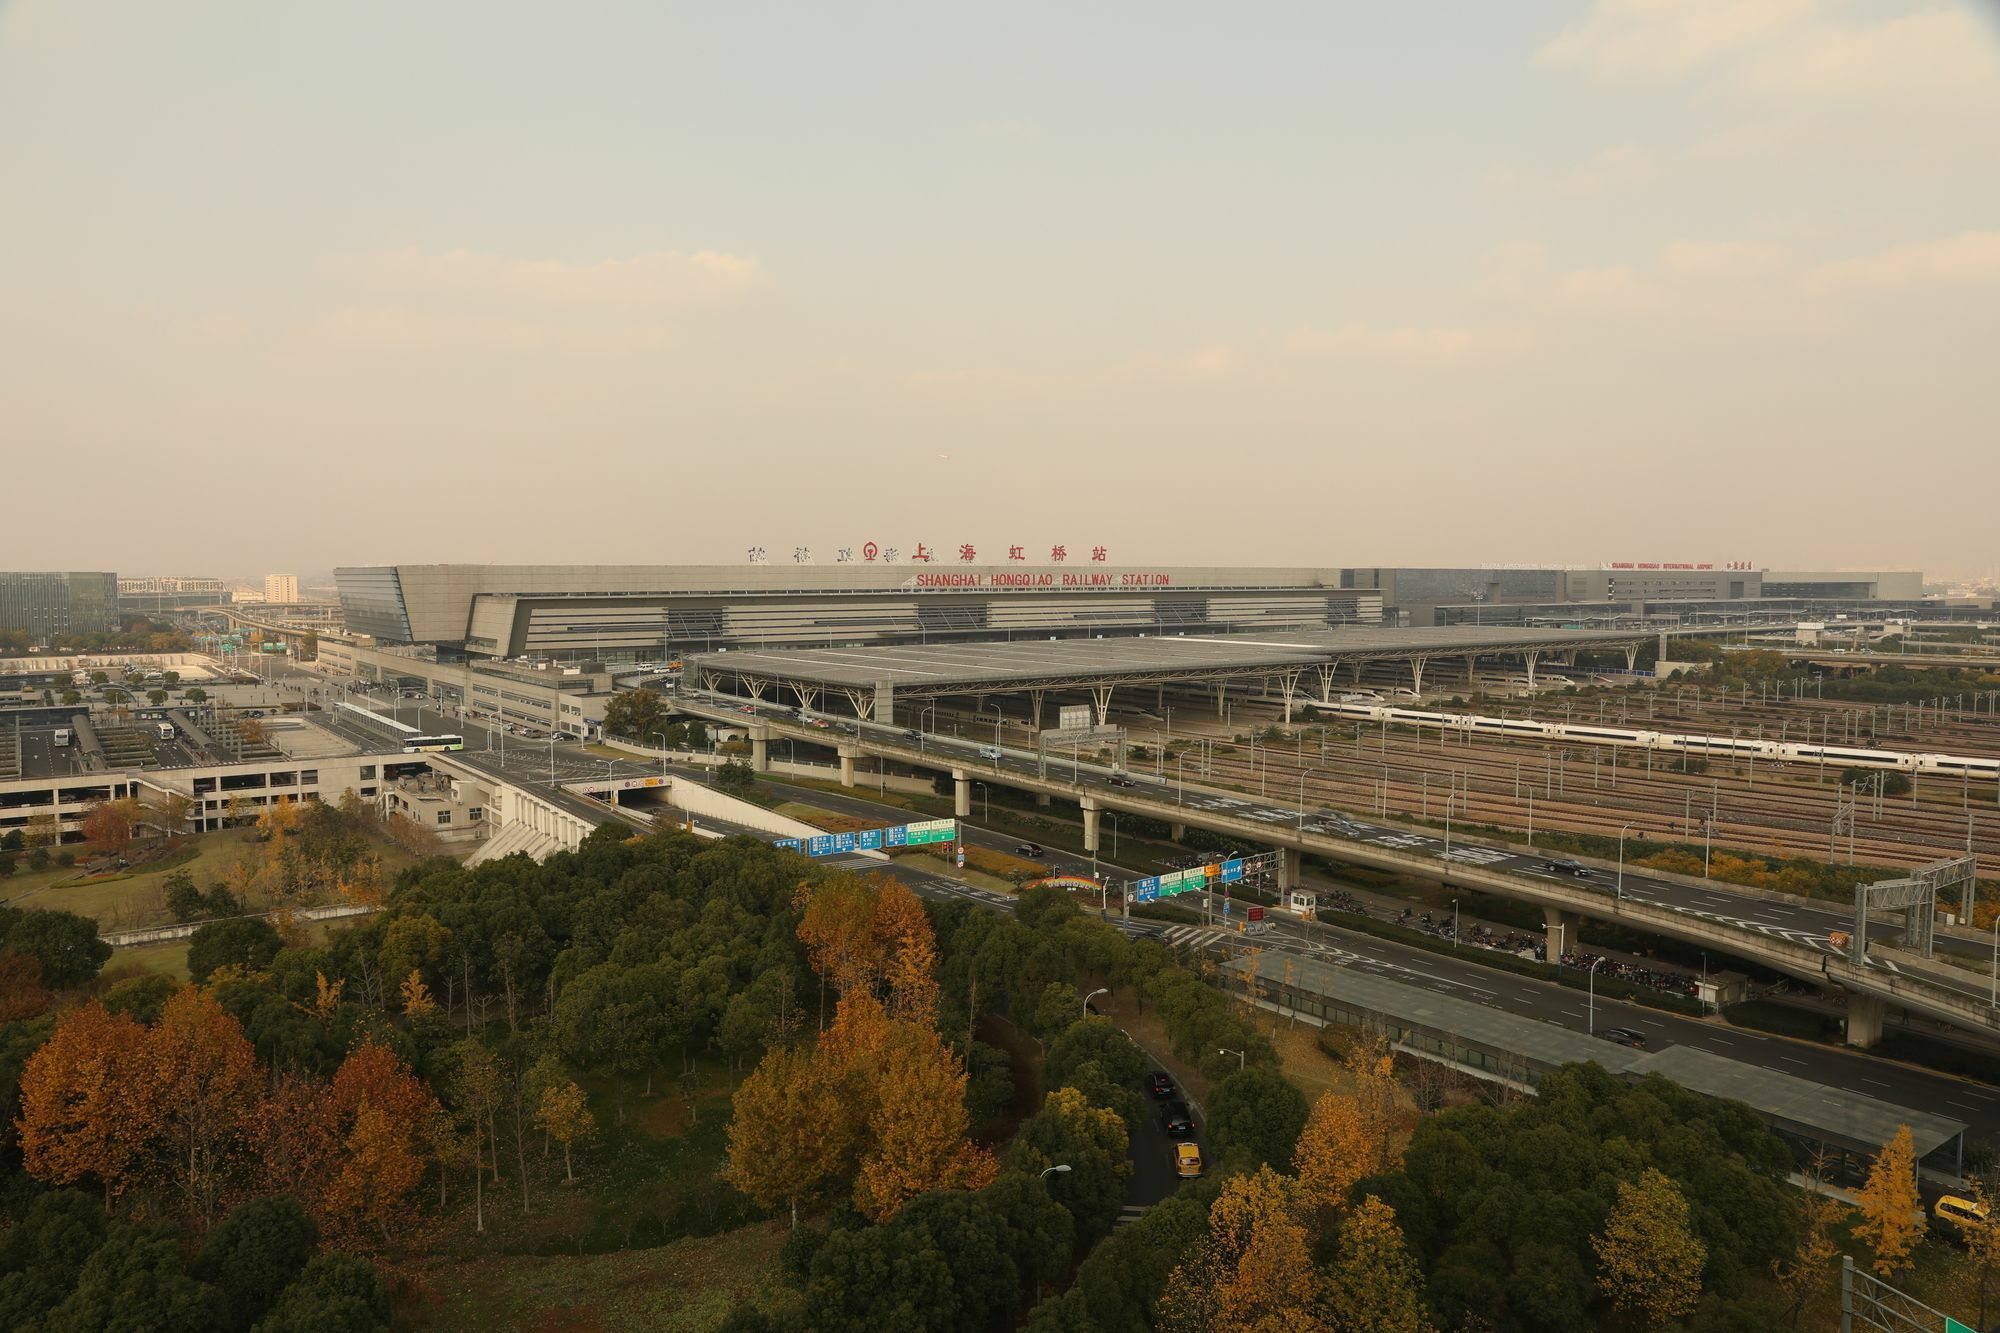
[3,1,1996,577]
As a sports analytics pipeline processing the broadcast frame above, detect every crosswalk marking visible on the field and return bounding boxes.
[1162,925,1232,951]
[1114,1205,1150,1229]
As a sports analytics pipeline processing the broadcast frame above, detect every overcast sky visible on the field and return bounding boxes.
[3,1,1996,578]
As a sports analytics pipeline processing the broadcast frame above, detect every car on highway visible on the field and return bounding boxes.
[903,729,921,741]
[978,744,1002,760]
[1147,1072,1176,1100]
[1543,859,1593,877]
[1160,1100,1196,1137]
[1599,1028,1646,1049]
[1107,773,1136,788]
[735,705,756,715]
[1014,842,1045,858]
[1173,1142,1203,1179]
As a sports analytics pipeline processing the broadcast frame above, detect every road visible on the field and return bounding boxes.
[669,692,1998,1000]
[759,772,2000,1151]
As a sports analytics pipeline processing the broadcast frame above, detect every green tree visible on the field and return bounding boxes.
[1205,1066,1310,1170]
[186,687,208,703]
[103,973,180,1025]
[1043,1016,1147,1093]
[0,1190,108,1329]
[187,917,284,983]
[5,908,113,989]
[602,688,669,741]
[250,1253,391,1333]
[148,689,169,706]
[715,759,757,794]
[1008,1086,1132,1242]
[43,1224,227,1333]
[194,1196,318,1332]
[163,871,207,923]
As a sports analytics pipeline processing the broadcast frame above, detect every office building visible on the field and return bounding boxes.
[0,571,118,639]
[263,574,300,605]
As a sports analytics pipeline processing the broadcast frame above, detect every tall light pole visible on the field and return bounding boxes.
[983,700,1004,748]
[1616,821,1637,904]
[1177,752,1191,807]
[1451,897,1460,949]
[1039,1164,1072,1182]
[1586,956,1604,1035]
[649,730,670,777]
[1218,1047,1245,1072]
[1083,987,1109,1017]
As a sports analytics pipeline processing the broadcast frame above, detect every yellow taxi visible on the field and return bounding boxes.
[1174,1142,1203,1179]
[1935,1195,1989,1230]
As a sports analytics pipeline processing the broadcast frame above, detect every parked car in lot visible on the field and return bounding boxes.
[1160,1100,1196,1137]
[1600,1028,1646,1049]
[1147,1072,1176,1100]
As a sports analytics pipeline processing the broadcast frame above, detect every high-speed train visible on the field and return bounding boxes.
[1298,700,2000,779]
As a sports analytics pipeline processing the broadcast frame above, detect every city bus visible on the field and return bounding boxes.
[403,734,465,753]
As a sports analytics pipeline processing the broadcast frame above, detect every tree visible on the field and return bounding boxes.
[1008,1085,1132,1242]
[715,759,758,794]
[148,688,169,706]
[534,1077,596,1184]
[602,688,669,741]
[250,1253,392,1333]
[1960,1178,2000,1332]
[1158,1164,1323,1333]
[1205,1067,1309,1171]
[1295,1089,1375,1214]
[0,949,51,1021]
[447,1039,507,1234]
[44,1224,227,1332]
[164,870,207,922]
[186,686,208,703]
[194,1196,318,1332]
[1772,1156,1843,1329]
[851,1023,1000,1221]
[0,1190,110,1329]
[144,986,264,1225]
[725,1045,852,1226]
[1853,1125,1923,1276]
[80,800,137,853]
[1043,1016,1148,1094]
[1592,1167,1707,1326]
[18,1001,152,1200]
[1319,1195,1433,1333]
[6,907,112,988]
[327,1041,441,1244]
[188,917,284,983]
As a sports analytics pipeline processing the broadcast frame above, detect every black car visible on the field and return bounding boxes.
[1160,1100,1196,1137]
[1544,859,1592,878]
[1107,773,1137,788]
[903,729,922,741]
[1147,1072,1176,1100]
[1014,842,1045,858]
[1600,1027,1647,1049]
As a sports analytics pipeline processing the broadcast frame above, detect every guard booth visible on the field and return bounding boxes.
[1283,889,1318,920]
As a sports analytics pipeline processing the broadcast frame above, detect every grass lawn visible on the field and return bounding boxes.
[104,939,191,981]
[403,1220,789,1333]
[8,823,430,934]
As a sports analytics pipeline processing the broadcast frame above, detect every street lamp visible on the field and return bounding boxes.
[1177,751,1191,807]
[1218,1047,1245,1072]
[1295,767,1326,832]
[1586,956,1604,1035]
[1083,987,1109,1017]
[1039,1165,1072,1181]
[1451,897,1460,950]
[1616,821,1638,904]
[982,701,1004,748]
[648,731,670,777]
[918,703,937,753]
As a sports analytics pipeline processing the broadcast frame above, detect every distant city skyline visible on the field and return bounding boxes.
[3,1,1995,572]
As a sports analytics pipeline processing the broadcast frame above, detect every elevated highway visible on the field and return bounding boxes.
[671,691,2000,1048]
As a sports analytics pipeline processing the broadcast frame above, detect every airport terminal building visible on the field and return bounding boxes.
[335,564,1383,662]
[334,562,1933,662]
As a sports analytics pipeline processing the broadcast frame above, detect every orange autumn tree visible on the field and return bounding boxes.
[143,986,263,1226]
[18,1001,152,1201]
[1159,1163,1324,1333]
[723,1045,851,1226]
[252,1072,346,1220]
[851,1017,998,1220]
[795,874,940,1019]
[325,1040,442,1245]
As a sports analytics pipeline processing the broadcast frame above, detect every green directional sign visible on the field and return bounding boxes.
[905,818,957,846]
[1945,1318,1974,1333]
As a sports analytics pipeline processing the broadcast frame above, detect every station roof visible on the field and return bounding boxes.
[687,625,1647,697]
[1230,952,1963,1160]
[1626,1045,1965,1160]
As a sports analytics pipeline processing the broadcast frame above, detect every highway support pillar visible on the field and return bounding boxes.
[749,733,770,774]
[1277,847,1302,892]
[838,752,857,788]
[1171,823,1186,842]
[1844,991,1887,1049]
[1035,791,1051,807]
[953,770,972,819]
[1081,797,1101,854]
[1543,907,1578,961]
